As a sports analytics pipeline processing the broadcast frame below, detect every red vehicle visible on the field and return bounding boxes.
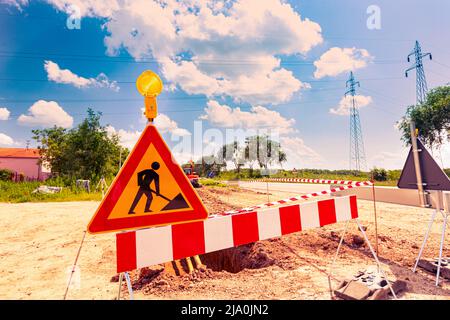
[183,161,201,188]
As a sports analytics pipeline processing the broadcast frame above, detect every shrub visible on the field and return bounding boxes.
[371,168,388,181]
[0,169,14,181]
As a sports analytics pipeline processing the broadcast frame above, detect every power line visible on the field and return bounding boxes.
[0,52,406,66]
[359,87,409,106]
[427,69,450,82]
[2,97,206,103]
[432,60,450,70]
[367,104,403,117]
[0,76,405,84]
[6,97,342,117]
[0,88,343,104]
[0,48,405,64]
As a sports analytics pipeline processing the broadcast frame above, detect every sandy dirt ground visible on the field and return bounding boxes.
[0,185,449,300]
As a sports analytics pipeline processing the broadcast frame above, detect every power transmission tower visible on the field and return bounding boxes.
[346,71,366,172]
[405,40,432,104]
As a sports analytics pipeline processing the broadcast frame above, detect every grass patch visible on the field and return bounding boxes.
[0,180,103,203]
[199,178,228,187]
[215,169,402,186]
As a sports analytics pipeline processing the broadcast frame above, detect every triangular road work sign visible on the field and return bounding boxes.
[88,124,208,234]
[397,138,450,191]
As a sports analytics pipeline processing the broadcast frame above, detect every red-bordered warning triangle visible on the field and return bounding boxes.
[88,124,208,234]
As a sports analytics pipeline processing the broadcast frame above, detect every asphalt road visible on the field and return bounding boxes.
[238,181,331,195]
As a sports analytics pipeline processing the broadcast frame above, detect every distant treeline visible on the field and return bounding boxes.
[206,167,450,182]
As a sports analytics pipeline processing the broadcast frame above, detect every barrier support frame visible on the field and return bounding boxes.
[327,218,397,300]
[412,190,449,286]
[117,272,134,300]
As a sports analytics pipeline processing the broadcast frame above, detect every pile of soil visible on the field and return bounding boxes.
[124,228,371,297]
[195,187,241,214]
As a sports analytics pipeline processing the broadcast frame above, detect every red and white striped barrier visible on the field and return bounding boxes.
[222,181,372,215]
[116,195,358,273]
[247,178,359,184]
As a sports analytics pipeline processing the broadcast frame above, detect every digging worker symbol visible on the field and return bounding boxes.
[129,161,162,214]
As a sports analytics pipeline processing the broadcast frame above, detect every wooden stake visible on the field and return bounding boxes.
[185,257,194,273]
[193,255,203,268]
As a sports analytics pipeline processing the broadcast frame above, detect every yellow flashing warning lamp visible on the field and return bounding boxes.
[136,70,163,122]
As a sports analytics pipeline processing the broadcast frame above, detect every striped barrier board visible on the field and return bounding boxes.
[116,195,358,273]
[222,181,372,215]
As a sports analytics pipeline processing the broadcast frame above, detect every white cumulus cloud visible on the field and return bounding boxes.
[44,0,120,17]
[10,0,324,103]
[44,60,119,91]
[1,0,28,11]
[280,136,324,169]
[314,47,373,79]
[106,126,142,150]
[107,113,190,149]
[0,133,15,146]
[17,100,73,128]
[329,95,373,116]
[369,150,409,170]
[38,0,322,105]
[0,107,10,120]
[154,113,191,137]
[200,100,296,135]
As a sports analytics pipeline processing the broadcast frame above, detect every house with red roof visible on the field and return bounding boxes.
[0,148,51,181]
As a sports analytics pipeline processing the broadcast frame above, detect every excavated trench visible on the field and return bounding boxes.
[132,188,291,289]
[200,242,276,273]
[130,242,279,292]
[194,188,277,273]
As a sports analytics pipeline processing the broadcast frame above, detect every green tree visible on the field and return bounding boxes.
[399,86,450,147]
[33,109,129,181]
[32,126,68,175]
[370,167,388,181]
[244,135,287,169]
[217,141,246,173]
[194,155,225,176]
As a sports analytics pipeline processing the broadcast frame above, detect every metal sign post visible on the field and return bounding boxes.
[409,121,428,207]
[398,126,450,286]
[412,191,449,286]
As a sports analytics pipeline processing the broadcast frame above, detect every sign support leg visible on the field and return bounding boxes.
[328,220,349,299]
[413,209,437,273]
[124,272,134,300]
[328,219,397,299]
[436,212,448,286]
[117,273,123,300]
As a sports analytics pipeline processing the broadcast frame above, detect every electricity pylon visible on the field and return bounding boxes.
[346,71,366,172]
[405,40,432,104]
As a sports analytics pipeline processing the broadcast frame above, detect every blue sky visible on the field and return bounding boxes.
[0,0,449,170]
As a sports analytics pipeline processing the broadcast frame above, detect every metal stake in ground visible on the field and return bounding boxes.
[63,230,87,300]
